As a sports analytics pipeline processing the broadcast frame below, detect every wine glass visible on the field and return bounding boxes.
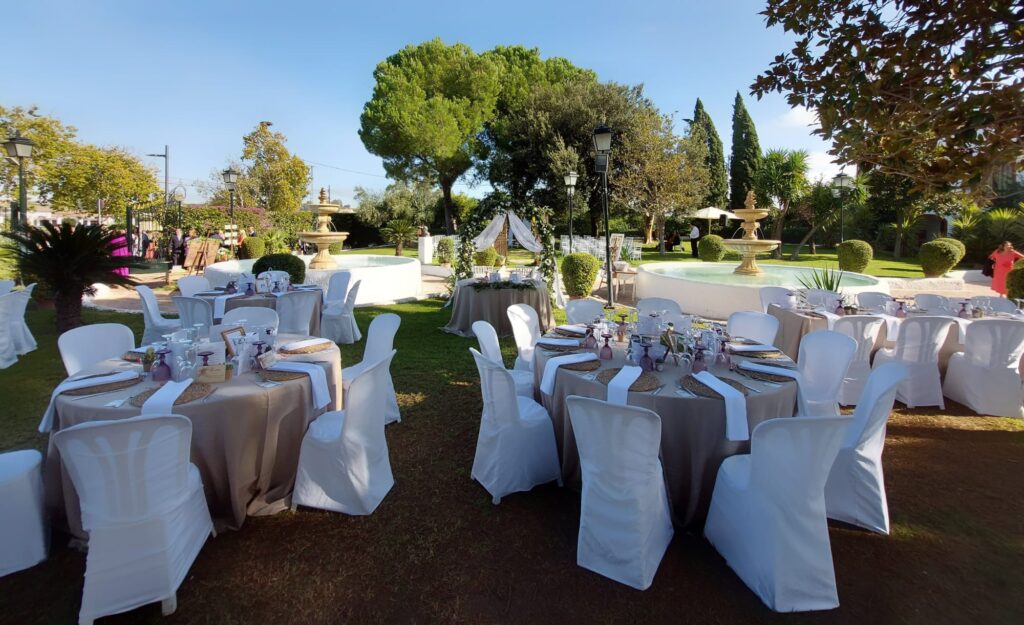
[599,333,613,360]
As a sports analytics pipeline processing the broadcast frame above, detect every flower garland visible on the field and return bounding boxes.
[469,280,537,292]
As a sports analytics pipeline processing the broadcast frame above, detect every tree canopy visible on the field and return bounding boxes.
[754,148,809,257]
[729,92,762,209]
[691,99,728,208]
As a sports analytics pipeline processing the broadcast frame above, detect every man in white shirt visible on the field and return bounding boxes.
[689,224,700,257]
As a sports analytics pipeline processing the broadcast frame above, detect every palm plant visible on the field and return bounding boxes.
[754,149,809,258]
[797,264,844,292]
[381,219,418,256]
[2,222,136,332]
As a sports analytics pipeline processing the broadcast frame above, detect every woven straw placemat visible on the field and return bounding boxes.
[554,326,587,338]
[537,341,582,353]
[741,369,794,383]
[679,374,749,398]
[260,370,307,382]
[129,382,213,407]
[62,375,143,396]
[122,351,144,363]
[736,349,785,359]
[563,359,601,372]
[595,367,661,392]
[278,341,334,355]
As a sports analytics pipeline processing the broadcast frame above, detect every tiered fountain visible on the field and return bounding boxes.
[299,188,352,269]
[721,191,781,275]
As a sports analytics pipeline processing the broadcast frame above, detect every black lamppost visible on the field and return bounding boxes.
[564,171,578,254]
[831,172,854,243]
[3,131,35,229]
[593,125,614,308]
[221,167,240,254]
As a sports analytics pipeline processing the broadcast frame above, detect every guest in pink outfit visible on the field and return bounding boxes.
[989,241,1024,296]
[110,229,130,278]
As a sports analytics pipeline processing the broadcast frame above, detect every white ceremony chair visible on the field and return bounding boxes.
[969,295,1018,315]
[943,319,1024,418]
[759,286,797,313]
[914,293,951,314]
[873,316,953,408]
[833,316,885,406]
[507,303,542,372]
[473,320,533,397]
[221,307,279,335]
[566,396,673,590]
[176,275,211,298]
[292,351,396,515]
[796,330,857,416]
[172,296,214,339]
[825,363,907,535]
[727,311,780,346]
[322,280,362,344]
[0,449,47,577]
[342,313,401,424]
[636,297,683,316]
[324,271,352,309]
[856,291,893,312]
[53,415,214,625]
[58,323,136,377]
[9,283,36,355]
[0,280,14,296]
[137,285,181,345]
[804,288,841,309]
[704,415,852,612]
[565,299,605,325]
[0,294,18,369]
[469,349,561,504]
[277,289,321,335]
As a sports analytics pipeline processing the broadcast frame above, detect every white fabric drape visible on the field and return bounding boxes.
[507,212,542,252]
[473,214,508,251]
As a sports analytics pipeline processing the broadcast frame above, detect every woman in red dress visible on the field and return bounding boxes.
[988,241,1024,297]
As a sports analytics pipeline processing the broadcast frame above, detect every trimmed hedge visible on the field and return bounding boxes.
[1007,261,1024,301]
[253,253,306,284]
[328,242,344,254]
[436,237,455,264]
[697,235,726,262]
[933,237,966,264]
[474,246,498,267]
[561,252,600,298]
[919,240,960,277]
[238,236,266,260]
[836,239,873,273]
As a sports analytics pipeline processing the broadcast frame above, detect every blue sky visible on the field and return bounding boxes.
[7,0,852,205]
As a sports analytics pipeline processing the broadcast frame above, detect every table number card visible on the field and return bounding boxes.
[196,364,227,384]
[258,350,279,370]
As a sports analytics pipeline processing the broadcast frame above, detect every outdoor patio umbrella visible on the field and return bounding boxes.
[692,207,740,234]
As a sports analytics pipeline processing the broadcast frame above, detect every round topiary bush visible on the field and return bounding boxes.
[561,252,601,298]
[919,240,960,277]
[1006,261,1024,301]
[253,253,306,284]
[238,236,266,260]
[435,237,455,265]
[328,242,344,254]
[474,246,498,267]
[933,237,966,264]
[697,234,726,262]
[836,239,873,273]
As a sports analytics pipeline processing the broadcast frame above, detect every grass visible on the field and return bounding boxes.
[1,303,1022,624]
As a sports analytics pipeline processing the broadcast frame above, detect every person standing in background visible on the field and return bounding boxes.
[689,223,700,258]
[170,228,185,266]
[989,241,1024,297]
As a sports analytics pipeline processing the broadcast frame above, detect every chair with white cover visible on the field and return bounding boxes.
[342,313,401,424]
[804,288,841,309]
[0,280,13,296]
[914,293,951,314]
[856,291,893,312]
[176,276,211,298]
[507,303,542,372]
[943,319,1024,417]
[566,396,673,590]
[727,311,780,346]
[704,415,852,612]
[636,297,683,316]
[825,363,907,534]
[58,323,136,377]
[565,299,605,325]
[221,307,279,334]
[276,290,321,335]
[0,294,17,369]
[172,296,214,339]
[9,283,37,355]
[53,415,214,625]
[137,285,181,345]
[796,330,857,416]
[0,449,47,576]
[473,320,532,397]
[759,286,797,313]
[321,280,361,344]
[833,316,885,406]
[469,348,561,504]
[969,295,1018,314]
[324,271,352,309]
[872,316,953,408]
[292,351,396,515]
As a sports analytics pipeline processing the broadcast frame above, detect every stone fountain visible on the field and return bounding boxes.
[299,188,352,270]
[721,191,781,275]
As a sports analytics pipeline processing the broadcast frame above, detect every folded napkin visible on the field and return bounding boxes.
[141,378,193,415]
[536,337,580,348]
[812,308,842,329]
[694,371,749,441]
[607,366,643,406]
[268,361,331,409]
[949,316,971,342]
[39,370,140,432]
[279,338,332,352]
[540,353,598,395]
[728,343,779,353]
[213,292,246,319]
[867,313,901,339]
[555,324,586,335]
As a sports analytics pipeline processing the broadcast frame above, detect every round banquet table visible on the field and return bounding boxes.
[196,290,323,336]
[443,278,555,338]
[44,334,342,538]
[533,338,798,529]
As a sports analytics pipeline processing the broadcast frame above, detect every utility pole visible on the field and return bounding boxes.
[146,145,170,207]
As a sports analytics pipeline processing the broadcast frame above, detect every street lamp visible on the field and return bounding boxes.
[221,167,241,255]
[593,124,614,308]
[563,171,578,254]
[831,172,854,243]
[3,131,35,229]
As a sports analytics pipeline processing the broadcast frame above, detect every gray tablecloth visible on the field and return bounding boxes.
[443,279,555,337]
[200,292,323,337]
[45,334,342,537]
[533,342,797,529]
[768,304,828,360]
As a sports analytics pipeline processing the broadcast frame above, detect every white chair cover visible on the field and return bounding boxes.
[856,291,893,312]
[342,313,402,424]
[324,271,352,309]
[943,319,1024,417]
[293,351,396,515]
[873,316,953,408]
[566,396,673,590]
[797,330,857,416]
[469,349,560,504]
[176,276,211,298]
[472,320,533,397]
[507,303,541,372]
[0,294,17,369]
[276,290,320,335]
[221,306,279,334]
[914,293,952,314]
[804,288,841,309]
[137,285,181,345]
[9,284,36,355]
[53,415,213,624]
[636,297,682,316]
[727,311,780,346]
[704,416,852,612]
[0,280,13,296]
[172,296,214,338]
[969,295,1018,314]
[565,299,606,325]
[833,316,885,406]
[825,363,907,534]
[0,449,47,576]
[58,323,135,376]
[322,280,361,344]
[759,286,797,313]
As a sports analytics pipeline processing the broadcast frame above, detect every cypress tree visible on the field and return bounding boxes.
[729,92,762,209]
[692,98,728,208]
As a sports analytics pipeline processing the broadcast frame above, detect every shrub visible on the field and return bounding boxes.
[697,234,726,262]
[836,239,873,273]
[933,237,966,264]
[474,246,498,267]
[561,252,600,298]
[253,253,306,284]
[1007,261,1024,301]
[435,237,455,264]
[238,236,266,260]
[919,240,960,277]
[328,242,344,254]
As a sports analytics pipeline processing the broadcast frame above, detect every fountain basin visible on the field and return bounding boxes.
[635,262,889,320]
